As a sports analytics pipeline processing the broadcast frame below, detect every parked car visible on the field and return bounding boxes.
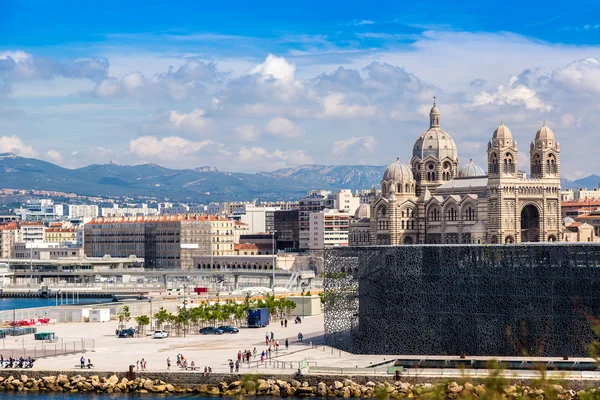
[153,330,169,339]
[217,325,239,334]
[199,327,224,335]
[118,328,135,338]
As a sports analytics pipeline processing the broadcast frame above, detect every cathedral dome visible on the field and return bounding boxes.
[535,121,555,141]
[354,203,371,219]
[383,159,414,183]
[458,159,486,178]
[492,121,513,140]
[412,102,458,162]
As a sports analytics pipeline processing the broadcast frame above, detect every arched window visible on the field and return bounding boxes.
[548,154,557,174]
[445,206,457,221]
[504,153,514,174]
[428,207,440,222]
[397,184,402,193]
[532,154,541,175]
[464,206,476,221]
[489,153,498,174]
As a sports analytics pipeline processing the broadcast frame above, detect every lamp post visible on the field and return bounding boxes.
[301,288,305,318]
[149,298,153,331]
[182,284,187,338]
[272,230,276,296]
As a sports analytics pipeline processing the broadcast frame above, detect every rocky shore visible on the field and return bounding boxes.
[0,372,597,398]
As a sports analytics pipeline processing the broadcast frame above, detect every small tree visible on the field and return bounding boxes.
[305,290,312,296]
[154,307,170,328]
[117,305,131,327]
[134,315,150,335]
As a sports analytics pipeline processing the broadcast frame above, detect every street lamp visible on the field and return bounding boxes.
[301,289,305,317]
[148,298,153,331]
[182,284,187,338]
[272,230,277,296]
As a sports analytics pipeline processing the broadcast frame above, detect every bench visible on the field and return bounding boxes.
[182,366,201,371]
[74,365,95,369]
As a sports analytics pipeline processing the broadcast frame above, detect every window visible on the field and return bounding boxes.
[445,207,457,221]
[428,207,440,222]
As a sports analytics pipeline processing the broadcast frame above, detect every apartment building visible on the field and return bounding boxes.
[84,214,234,269]
[19,222,45,243]
[67,204,99,219]
[12,242,83,260]
[298,190,336,250]
[0,223,18,258]
[273,209,300,251]
[308,209,351,250]
[45,228,78,244]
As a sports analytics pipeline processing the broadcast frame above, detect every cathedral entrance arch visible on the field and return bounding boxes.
[520,204,540,242]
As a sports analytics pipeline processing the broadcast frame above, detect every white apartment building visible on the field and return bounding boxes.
[574,185,600,201]
[15,199,64,222]
[19,222,46,243]
[308,209,351,250]
[237,204,280,234]
[561,189,575,202]
[336,189,361,215]
[207,203,223,215]
[161,205,189,214]
[100,204,159,217]
[12,242,83,260]
[68,204,99,219]
[188,205,206,214]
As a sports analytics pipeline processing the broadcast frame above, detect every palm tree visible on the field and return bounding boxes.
[153,307,170,329]
[134,315,150,335]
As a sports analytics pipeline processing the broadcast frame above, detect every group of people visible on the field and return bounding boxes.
[79,356,93,369]
[166,354,211,374]
[135,359,147,371]
[1,355,35,369]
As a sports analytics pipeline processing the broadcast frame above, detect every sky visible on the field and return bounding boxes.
[1,0,600,179]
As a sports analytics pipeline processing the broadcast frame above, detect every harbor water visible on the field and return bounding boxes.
[0,297,114,311]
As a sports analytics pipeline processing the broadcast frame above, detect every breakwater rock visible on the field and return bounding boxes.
[0,373,597,398]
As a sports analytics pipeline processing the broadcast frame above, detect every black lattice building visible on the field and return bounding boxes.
[324,244,600,357]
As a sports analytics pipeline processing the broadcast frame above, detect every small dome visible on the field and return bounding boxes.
[535,121,555,141]
[458,159,486,178]
[493,121,513,140]
[563,217,575,226]
[383,159,414,183]
[430,105,440,115]
[354,204,371,219]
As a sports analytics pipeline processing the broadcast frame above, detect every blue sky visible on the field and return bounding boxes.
[1,0,600,179]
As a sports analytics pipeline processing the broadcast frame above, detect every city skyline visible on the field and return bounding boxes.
[2,1,600,179]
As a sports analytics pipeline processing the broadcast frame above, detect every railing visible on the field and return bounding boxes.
[310,342,352,358]
[0,338,94,359]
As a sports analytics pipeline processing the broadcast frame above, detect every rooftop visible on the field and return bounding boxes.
[87,214,231,225]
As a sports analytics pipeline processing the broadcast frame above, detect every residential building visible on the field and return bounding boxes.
[0,223,19,258]
[561,217,596,242]
[15,199,63,222]
[12,242,83,260]
[298,190,336,250]
[45,228,78,244]
[336,189,361,215]
[308,209,351,250]
[273,210,300,251]
[84,214,234,269]
[67,204,99,219]
[561,200,600,219]
[238,233,275,255]
[573,185,600,200]
[561,189,575,202]
[160,205,189,214]
[100,204,159,217]
[19,222,45,243]
[237,205,279,234]
[233,221,249,244]
[234,243,258,256]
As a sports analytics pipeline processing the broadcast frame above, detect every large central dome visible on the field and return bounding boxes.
[412,102,458,162]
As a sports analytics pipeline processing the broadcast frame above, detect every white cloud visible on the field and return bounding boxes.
[0,51,108,81]
[322,93,379,118]
[472,76,551,111]
[250,54,296,83]
[550,58,600,95]
[129,136,214,160]
[141,109,213,135]
[0,135,37,157]
[236,125,261,141]
[238,146,312,166]
[265,118,304,138]
[44,150,62,164]
[332,136,378,155]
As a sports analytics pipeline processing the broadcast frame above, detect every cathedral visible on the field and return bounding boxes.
[349,100,563,245]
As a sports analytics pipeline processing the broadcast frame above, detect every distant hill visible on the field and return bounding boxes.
[0,153,594,201]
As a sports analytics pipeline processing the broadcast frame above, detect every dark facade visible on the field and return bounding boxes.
[324,244,600,357]
[274,210,300,251]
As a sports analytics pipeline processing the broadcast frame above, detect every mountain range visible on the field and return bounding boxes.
[0,153,593,202]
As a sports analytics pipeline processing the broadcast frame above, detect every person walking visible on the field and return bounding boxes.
[229,360,234,373]
[167,357,171,370]
[285,338,289,350]
[237,351,242,363]
[136,360,139,371]
[270,331,274,341]
[80,356,85,369]
[281,320,283,327]
[284,319,287,328]
[253,347,257,359]
[235,359,240,373]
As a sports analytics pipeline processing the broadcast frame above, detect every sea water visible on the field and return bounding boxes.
[0,297,114,311]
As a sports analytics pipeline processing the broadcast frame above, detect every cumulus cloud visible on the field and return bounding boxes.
[129,136,214,160]
[0,51,108,81]
[141,109,213,135]
[250,54,296,83]
[44,150,62,164]
[92,59,220,100]
[0,135,37,157]
[238,146,312,166]
[332,136,378,155]
[321,93,379,118]
[236,125,261,141]
[265,118,304,138]
[549,58,600,95]
[472,76,551,111]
